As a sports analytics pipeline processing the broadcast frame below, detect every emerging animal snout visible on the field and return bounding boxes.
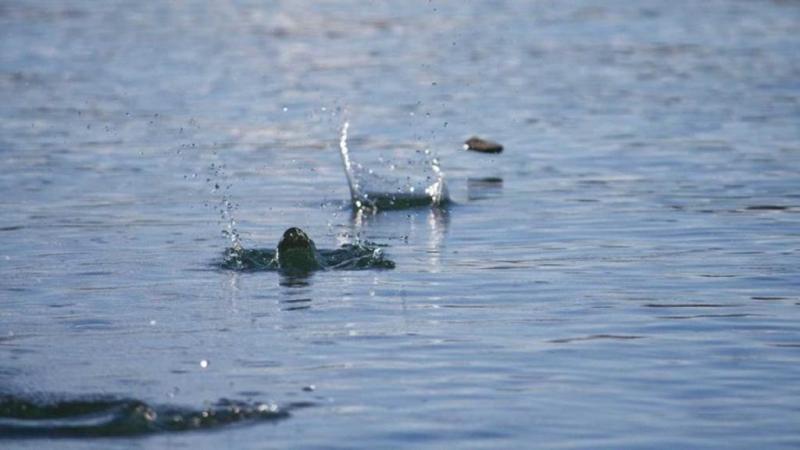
[276,227,321,272]
[278,227,313,252]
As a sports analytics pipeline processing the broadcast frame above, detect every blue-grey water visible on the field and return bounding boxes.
[2,0,800,448]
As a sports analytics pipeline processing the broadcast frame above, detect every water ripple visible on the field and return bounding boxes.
[0,394,313,438]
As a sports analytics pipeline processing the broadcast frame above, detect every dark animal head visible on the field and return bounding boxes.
[276,227,321,271]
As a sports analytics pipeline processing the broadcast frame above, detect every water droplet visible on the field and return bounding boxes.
[144,409,157,422]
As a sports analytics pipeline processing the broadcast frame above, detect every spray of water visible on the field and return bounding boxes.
[208,162,242,250]
[338,121,366,208]
[426,156,448,205]
[337,121,448,210]
[221,195,242,251]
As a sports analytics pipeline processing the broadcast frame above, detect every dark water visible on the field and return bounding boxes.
[2,0,800,448]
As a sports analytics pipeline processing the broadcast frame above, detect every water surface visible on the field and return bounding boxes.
[1,0,800,448]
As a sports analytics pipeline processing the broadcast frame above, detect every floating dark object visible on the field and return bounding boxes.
[464,136,503,154]
[276,227,322,272]
[745,205,789,211]
[0,394,313,437]
[221,227,395,272]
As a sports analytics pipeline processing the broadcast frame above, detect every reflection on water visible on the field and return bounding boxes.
[426,207,449,271]
[225,271,240,313]
[347,204,450,272]
[279,275,313,310]
[467,177,503,201]
[279,297,312,312]
[279,274,313,289]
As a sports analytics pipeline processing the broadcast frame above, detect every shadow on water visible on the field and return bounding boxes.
[0,394,314,438]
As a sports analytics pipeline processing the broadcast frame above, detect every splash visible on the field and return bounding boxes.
[426,156,449,205]
[0,394,312,438]
[338,121,363,206]
[221,240,395,272]
[208,162,242,251]
[338,121,449,210]
[220,194,242,251]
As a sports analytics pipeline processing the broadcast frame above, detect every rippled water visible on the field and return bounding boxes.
[2,0,800,448]
[0,394,310,438]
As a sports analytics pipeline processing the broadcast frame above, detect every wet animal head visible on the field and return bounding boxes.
[276,227,321,271]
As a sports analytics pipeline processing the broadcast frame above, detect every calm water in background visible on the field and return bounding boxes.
[2,0,800,448]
